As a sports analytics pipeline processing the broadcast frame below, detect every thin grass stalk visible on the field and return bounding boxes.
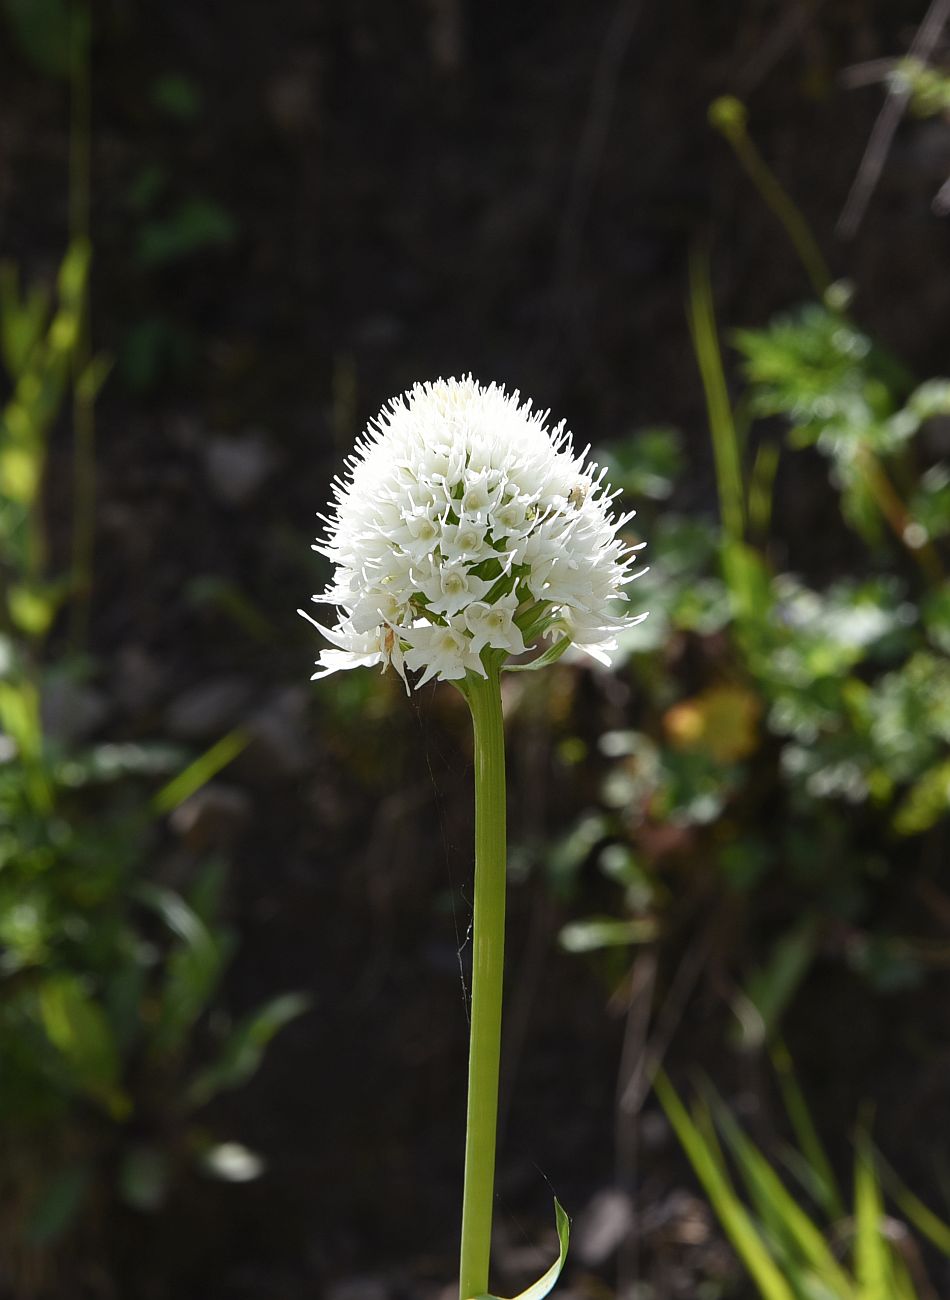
[709,97,832,299]
[688,249,745,544]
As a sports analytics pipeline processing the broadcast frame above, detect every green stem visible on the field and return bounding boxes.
[688,248,745,545]
[459,664,507,1300]
[709,98,832,300]
[729,130,832,300]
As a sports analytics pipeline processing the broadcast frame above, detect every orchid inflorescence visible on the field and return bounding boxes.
[303,374,646,1300]
[300,375,646,688]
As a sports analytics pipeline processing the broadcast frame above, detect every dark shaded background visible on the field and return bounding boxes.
[2,2,950,1298]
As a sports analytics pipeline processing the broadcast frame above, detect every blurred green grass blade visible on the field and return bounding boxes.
[693,1093,730,1173]
[157,928,231,1057]
[708,97,831,299]
[773,1041,845,1221]
[137,884,232,1057]
[688,248,745,542]
[748,438,781,539]
[473,1199,569,1300]
[137,882,213,947]
[705,1086,855,1297]
[780,1147,844,1229]
[187,991,311,1109]
[0,260,50,375]
[57,238,91,309]
[152,726,248,814]
[854,1137,893,1300]
[654,1071,796,1300]
[186,857,229,927]
[736,920,817,1051]
[75,351,112,404]
[889,1257,920,1300]
[898,1189,950,1260]
[871,1144,950,1256]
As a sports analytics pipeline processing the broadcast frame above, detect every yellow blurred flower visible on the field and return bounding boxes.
[664,684,761,764]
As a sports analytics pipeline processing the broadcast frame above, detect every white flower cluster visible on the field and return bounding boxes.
[301,376,645,689]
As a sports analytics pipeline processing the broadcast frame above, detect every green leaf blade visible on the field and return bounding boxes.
[472,1198,570,1300]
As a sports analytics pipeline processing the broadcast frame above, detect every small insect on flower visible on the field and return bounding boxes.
[301,376,647,689]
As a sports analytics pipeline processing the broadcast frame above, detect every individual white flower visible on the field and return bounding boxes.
[419,559,493,617]
[548,606,625,667]
[301,375,646,689]
[441,519,489,561]
[397,507,445,562]
[402,621,486,687]
[464,594,527,656]
[347,585,407,635]
[299,616,407,683]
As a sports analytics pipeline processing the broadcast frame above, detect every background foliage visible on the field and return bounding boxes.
[1,3,949,1299]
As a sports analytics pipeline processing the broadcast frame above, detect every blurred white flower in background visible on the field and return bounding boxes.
[301,376,646,689]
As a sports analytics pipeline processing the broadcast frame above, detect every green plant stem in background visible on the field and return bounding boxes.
[688,249,745,545]
[151,726,250,814]
[708,97,832,300]
[458,664,507,1300]
[856,446,944,585]
[707,97,945,586]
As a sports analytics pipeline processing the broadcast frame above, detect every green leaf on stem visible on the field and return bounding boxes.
[506,637,571,673]
[472,1199,570,1300]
